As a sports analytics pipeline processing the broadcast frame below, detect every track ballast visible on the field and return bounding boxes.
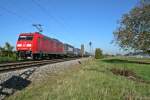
[0,58,79,73]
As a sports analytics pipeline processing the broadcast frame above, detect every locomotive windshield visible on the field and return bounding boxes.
[18,35,33,41]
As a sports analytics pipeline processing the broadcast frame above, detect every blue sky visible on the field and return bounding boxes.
[0,0,138,54]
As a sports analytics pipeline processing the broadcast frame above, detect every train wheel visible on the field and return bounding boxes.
[48,55,52,59]
[32,54,37,60]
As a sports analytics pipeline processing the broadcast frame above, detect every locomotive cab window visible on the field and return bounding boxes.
[26,36,33,40]
[18,36,33,41]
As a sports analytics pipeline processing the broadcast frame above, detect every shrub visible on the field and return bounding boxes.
[95,48,103,59]
[0,57,16,63]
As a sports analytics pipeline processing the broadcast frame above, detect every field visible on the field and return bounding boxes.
[7,57,150,100]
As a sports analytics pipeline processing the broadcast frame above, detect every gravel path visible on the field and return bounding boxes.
[29,58,89,82]
[0,58,90,100]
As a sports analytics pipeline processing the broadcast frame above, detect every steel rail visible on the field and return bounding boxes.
[0,58,78,73]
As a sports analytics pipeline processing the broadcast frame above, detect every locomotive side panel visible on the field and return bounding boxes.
[51,39,64,54]
[36,35,65,55]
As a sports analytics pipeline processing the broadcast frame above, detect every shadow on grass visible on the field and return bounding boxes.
[102,59,150,65]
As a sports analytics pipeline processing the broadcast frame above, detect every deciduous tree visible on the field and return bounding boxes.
[113,0,150,52]
[95,48,103,59]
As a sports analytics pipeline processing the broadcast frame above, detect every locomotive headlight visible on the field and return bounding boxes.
[17,44,22,47]
[27,44,32,47]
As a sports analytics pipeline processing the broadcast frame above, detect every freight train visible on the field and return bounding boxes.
[16,32,86,59]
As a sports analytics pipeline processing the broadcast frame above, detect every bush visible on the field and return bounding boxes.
[95,48,103,59]
[0,57,16,63]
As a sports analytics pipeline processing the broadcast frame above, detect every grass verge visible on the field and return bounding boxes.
[7,58,150,100]
[0,57,17,63]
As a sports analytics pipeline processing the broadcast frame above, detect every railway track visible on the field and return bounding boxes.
[0,58,79,73]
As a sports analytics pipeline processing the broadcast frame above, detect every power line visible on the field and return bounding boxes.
[0,6,32,23]
[31,0,69,29]
[0,1,70,33]
[8,0,37,22]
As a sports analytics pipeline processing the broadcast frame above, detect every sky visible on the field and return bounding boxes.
[0,0,139,54]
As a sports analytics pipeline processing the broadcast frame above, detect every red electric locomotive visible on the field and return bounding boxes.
[16,32,64,59]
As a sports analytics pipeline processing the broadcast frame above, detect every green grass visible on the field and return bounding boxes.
[0,56,17,63]
[7,57,150,100]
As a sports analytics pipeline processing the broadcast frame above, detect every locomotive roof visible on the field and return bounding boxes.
[43,35,62,43]
[19,32,63,43]
[20,33,34,36]
[19,32,40,36]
